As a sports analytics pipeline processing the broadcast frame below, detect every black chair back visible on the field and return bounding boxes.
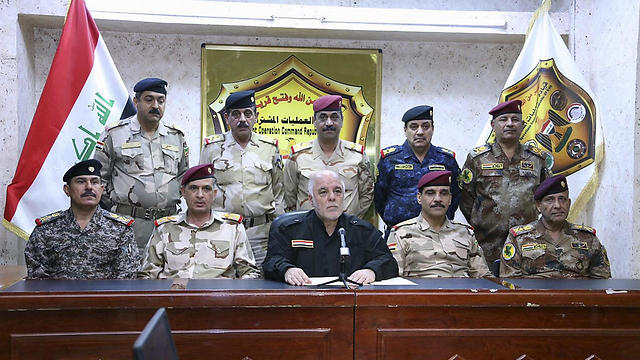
[133,308,179,360]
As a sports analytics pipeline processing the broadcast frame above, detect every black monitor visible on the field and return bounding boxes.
[133,308,179,360]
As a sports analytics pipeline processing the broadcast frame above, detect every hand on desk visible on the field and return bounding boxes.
[285,267,311,286]
[348,269,375,285]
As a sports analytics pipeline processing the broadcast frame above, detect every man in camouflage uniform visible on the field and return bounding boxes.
[460,100,551,266]
[199,90,284,267]
[388,171,491,278]
[284,95,373,219]
[375,105,461,238]
[94,78,189,253]
[139,164,260,279]
[25,160,139,279]
[500,175,610,278]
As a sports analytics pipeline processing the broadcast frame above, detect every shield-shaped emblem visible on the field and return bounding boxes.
[490,59,596,176]
[208,55,374,155]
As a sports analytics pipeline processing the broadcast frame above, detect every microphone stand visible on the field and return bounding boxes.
[318,228,362,288]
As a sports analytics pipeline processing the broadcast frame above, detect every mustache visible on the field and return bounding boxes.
[430,203,445,208]
[322,125,337,131]
[149,108,161,115]
[237,122,250,128]
[81,191,96,198]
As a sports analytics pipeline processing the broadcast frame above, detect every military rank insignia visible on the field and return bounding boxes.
[520,161,535,170]
[522,243,546,252]
[502,243,516,260]
[481,163,504,170]
[571,241,589,250]
[380,147,397,158]
[291,239,313,248]
[428,164,446,171]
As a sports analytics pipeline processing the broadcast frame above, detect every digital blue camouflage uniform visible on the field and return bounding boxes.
[374,140,461,229]
[25,208,139,279]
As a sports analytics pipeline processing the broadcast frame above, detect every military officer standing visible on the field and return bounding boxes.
[459,99,551,266]
[375,105,461,236]
[388,171,491,278]
[94,78,189,253]
[500,175,610,278]
[139,164,260,279]
[25,160,139,279]
[199,90,284,267]
[284,95,373,219]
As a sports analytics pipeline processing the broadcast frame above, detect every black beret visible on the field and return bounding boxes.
[133,78,167,95]
[225,90,256,110]
[402,105,433,122]
[63,159,102,182]
[534,174,568,200]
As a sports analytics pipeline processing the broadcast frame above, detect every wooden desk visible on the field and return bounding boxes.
[2,278,640,360]
[355,278,640,360]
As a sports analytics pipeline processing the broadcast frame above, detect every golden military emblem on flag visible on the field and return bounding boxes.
[202,46,380,156]
[497,58,596,176]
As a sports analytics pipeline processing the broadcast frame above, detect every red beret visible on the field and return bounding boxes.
[313,95,342,112]
[489,99,522,118]
[182,164,214,185]
[534,174,568,200]
[418,170,451,190]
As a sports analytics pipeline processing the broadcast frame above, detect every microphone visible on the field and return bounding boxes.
[339,228,349,257]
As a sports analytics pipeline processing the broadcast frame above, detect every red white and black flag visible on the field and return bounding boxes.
[3,0,133,238]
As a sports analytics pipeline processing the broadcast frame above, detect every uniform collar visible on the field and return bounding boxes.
[401,140,434,162]
[312,139,344,160]
[416,214,451,232]
[224,131,260,149]
[533,219,572,238]
[491,142,524,161]
[177,209,218,228]
[132,117,166,137]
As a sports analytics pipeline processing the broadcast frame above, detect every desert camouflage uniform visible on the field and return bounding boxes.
[25,208,139,279]
[388,215,492,278]
[139,210,259,279]
[500,220,611,279]
[199,131,284,267]
[94,116,189,252]
[284,139,374,218]
[459,142,551,263]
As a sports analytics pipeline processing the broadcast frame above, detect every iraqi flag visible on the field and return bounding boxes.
[477,0,603,222]
[3,0,135,239]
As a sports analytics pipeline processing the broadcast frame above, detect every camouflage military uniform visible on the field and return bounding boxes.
[25,208,139,279]
[284,139,374,218]
[199,131,284,267]
[94,116,189,252]
[139,210,260,279]
[375,141,461,227]
[388,215,492,278]
[459,143,551,263]
[500,220,610,278]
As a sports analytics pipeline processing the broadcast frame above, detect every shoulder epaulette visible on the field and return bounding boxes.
[527,143,547,160]
[393,218,417,230]
[291,142,312,155]
[104,211,135,227]
[165,123,184,134]
[35,211,64,226]
[258,135,278,147]
[222,212,243,224]
[204,134,224,145]
[470,144,491,158]
[571,224,596,235]
[451,220,474,235]
[154,215,177,227]
[344,141,364,154]
[105,119,128,132]
[380,145,399,159]
[509,224,535,237]
[438,147,456,159]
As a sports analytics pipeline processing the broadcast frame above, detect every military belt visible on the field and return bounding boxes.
[242,214,273,228]
[116,204,177,220]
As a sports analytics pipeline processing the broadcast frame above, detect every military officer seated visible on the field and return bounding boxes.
[139,164,260,279]
[263,170,398,286]
[25,160,139,279]
[388,171,492,278]
[500,175,611,278]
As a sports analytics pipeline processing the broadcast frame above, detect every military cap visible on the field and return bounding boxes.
[534,174,568,200]
[181,164,215,185]
[313,95,342,112]
[489,99,522,118]
[63,159,102,182]
[418,170,451,190]
[225,90,256,110]
[402,105,434,123]
[133,78,168,95]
